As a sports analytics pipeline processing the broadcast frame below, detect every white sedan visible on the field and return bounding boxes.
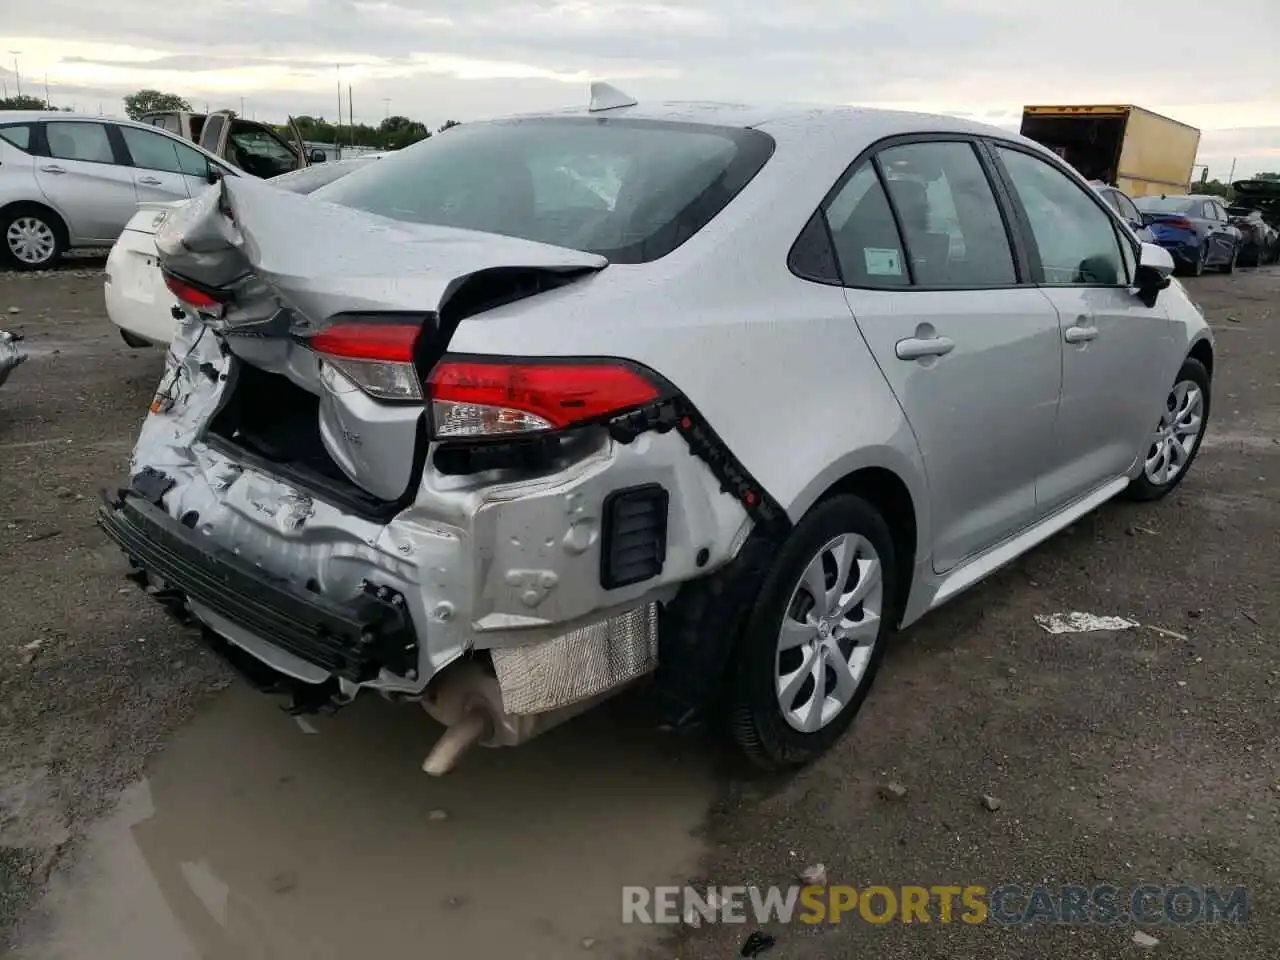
[105,155,386,347]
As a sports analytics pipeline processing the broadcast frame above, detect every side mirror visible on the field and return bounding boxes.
[308,149,327,163]
[1133,242,1174,308]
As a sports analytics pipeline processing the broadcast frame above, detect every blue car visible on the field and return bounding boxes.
[1133,194,1242,276]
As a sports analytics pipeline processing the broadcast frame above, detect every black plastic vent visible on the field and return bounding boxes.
[600,484,669,589]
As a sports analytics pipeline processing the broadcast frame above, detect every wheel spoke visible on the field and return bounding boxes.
[801,552,827,613]
[833,557,881,619]
[824,645,859,711]
[779,616,818,651]
[799,653,828,731]
[826,536,857,615]
[843,611,881,646]
[778,644,819,706]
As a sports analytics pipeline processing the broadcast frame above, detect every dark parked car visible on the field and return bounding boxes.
[1133,194,1242,276]
[1091,181,1156,242]
[1228,179,1280,266]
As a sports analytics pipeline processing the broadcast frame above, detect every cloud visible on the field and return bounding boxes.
[3,0,1276,171]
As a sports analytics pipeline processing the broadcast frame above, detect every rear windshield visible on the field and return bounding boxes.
[310,117,775,263]
[1134,196,1196,214]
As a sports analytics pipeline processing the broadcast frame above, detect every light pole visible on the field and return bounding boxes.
[336,64,343,159]
[8,51,20,98]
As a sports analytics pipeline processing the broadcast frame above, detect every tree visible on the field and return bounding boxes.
[123,89,192,120]
[437,120,461,133]
[1257,172,1280,181]
[378,115,430,150]
[0,94,49,110]
[1192,179,1229,198]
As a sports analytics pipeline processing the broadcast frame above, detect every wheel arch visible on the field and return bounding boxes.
[1188,336,1214,381]
[808,464,920,626]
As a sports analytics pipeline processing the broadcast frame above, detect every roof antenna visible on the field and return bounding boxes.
[589,81,637,112]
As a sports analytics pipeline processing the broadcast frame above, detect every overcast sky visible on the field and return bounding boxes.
[3,0,1277,178]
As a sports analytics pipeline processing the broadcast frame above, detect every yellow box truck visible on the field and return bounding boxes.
[1019,105,1201,199]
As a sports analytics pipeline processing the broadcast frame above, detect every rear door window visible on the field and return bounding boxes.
[0,123,34,151]
[227,122,299,178]
[877,140,1016,286]
[823,163,910,286]
[44,122,117,164]
[1113,191,1141,224]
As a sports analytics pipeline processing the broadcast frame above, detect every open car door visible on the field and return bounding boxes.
[197,109,236,160]
[286,114,311,167]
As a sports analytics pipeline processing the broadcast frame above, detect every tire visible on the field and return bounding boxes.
[2,203,66,271]
[1189,243,1208,277]
[1122,357,1211,503]
[727,494,898,770]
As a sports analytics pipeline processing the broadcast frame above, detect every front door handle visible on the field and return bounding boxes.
[895,336,955,360]
[1064,324,1099,344]
[138,176,163,186]
[39,164,67,175]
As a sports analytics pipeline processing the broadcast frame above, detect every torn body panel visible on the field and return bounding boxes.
[111,314,752,710]
[0,330,26,389]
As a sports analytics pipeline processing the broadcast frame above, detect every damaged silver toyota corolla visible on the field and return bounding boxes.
[100,86,1214,773]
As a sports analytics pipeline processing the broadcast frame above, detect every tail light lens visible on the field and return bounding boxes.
[1161,217,1195,230]
[428,358,661,438]
[306,318,423,401]
[163,272,223,310]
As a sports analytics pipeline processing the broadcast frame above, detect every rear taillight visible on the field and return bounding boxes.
[163,272,222,310]
[306,318,423,401]
[1162,217,1195,230]
[428,358,661,438]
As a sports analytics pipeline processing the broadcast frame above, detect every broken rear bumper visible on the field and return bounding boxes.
[98,491,420,684]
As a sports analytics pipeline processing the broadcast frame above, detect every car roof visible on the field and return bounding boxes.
[0,110,157,129]
[498,99,1035,149]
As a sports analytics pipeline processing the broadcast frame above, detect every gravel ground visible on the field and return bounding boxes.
[0,260,1276,958]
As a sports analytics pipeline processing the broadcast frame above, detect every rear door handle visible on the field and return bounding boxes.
[895,336,955,360]
[1064,324,1099,344]
[39,164,66,175]
[138,176,163,186]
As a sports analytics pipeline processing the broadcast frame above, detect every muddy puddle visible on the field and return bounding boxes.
[14,686,715,959]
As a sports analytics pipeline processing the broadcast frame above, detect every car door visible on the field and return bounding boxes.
[34,120,139,243]
[1213,201,1240,260]
[114,124,199,202]
[828,138,1063,572]
[989,143,1178,512]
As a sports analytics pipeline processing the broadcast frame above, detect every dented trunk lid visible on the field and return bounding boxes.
[152,176,607,505]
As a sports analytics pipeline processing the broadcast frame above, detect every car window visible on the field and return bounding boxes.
[1135,196,1196,215]
[119,125,209,177]
[199,115,225,153]
[312,117,775,265]
[227,122,299,178]
[823,162,909,287]
[878,141,1015,286]
[1098,189,1121,213]
[0,124,34,151]
[996,147,1127,286]
[44,122,116,164]
[1113,191,1141,223]
[1214,202,1229,221]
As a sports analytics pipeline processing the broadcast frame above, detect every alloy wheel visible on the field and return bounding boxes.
[1144,379,1204,486]
[6,216,56,266]
[775,533,884,733]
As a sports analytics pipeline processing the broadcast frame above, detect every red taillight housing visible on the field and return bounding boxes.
[163,272,222,310]
[428,358,662,438]
[1162,217,1195,230]
[306,318,424,401]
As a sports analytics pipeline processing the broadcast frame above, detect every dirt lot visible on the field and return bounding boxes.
[1,260,1276,959]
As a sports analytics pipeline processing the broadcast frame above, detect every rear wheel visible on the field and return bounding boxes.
[727,495,897,770]
[2,204,65,271]
[1122,357,1210,502]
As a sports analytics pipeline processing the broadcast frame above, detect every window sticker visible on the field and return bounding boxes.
[864,247,903,276]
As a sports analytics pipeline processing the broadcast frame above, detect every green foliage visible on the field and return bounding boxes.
[279,113,443,151]
[1193,179,1230,198]
[0,94,51,110]
[123,89,193,120]
[1256,172,1280,181]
